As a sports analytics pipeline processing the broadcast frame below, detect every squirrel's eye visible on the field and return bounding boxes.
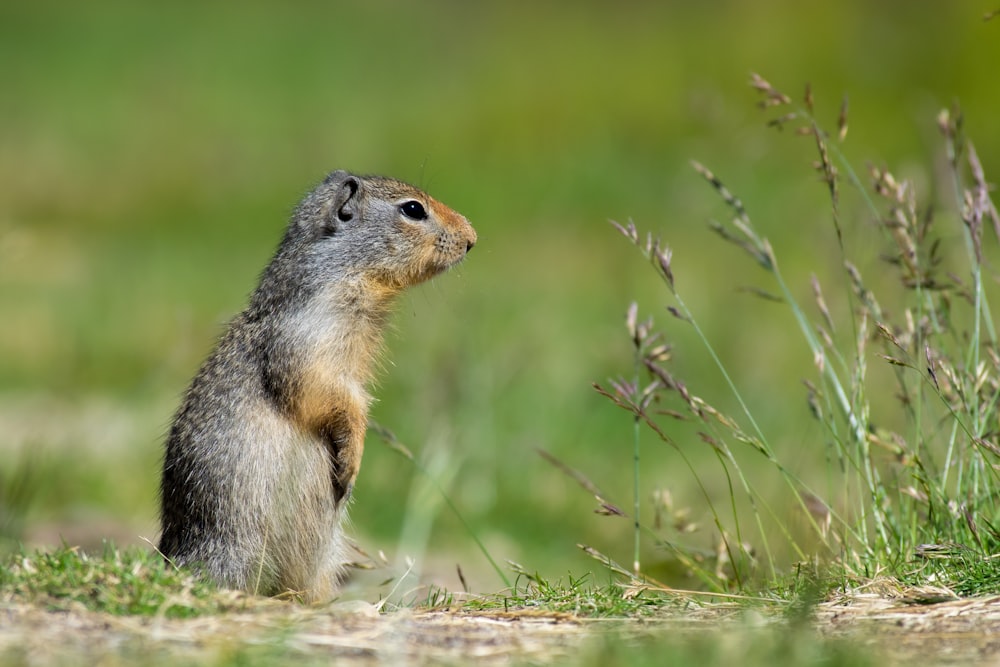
[399,200,428,221]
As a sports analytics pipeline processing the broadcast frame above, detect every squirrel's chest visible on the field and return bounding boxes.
[279,303,378,428]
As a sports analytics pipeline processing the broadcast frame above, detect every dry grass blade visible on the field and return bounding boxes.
[925,344,940,390]
[609,218,639,244]
[578,544,638,581]
[654,241,675,290]
[709,221,770,268]
[369,420,415,460]
[874,322,905,352]
[369,422,511,589]
[536,447,627,518]
[693,162,777,271]
[879,354,911,368]
[749,72,791,106]
[812,125,843,245]
[666,305,690,322]
[691,161,750,225]
[811,275,835,333]
[838,94,849,142]
[737,286,783,303]
[937,104,965,168]
[973,437,1000,459]
[767,112,799,130]
[626,301,639,342]
[844,261,882,319]
[966,142,1000,250]
[593,382,635,411]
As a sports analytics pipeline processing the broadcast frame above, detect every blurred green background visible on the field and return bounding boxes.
[2,0,998,591]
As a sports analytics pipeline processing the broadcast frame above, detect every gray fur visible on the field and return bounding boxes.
[158,171,476,601]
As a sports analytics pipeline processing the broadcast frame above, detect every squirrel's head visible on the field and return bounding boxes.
[286,170,476,294]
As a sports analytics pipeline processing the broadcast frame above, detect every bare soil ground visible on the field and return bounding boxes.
[815,593,1000,664]
[4,594,1000,666]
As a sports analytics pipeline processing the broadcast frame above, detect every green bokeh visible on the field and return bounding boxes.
[2,0,998,589]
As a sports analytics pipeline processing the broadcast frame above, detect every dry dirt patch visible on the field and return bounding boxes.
[815,594,1000,664]
[4,596,1000,665]
[0,603,591,665]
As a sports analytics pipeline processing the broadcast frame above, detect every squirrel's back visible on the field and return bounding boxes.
[158,171,476,600]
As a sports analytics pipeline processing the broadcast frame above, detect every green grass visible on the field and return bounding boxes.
[899,546,1000,598]
[0,544,244,618]
[464,571,677,618]
[0,546,877,667]
[582,75,1000,597]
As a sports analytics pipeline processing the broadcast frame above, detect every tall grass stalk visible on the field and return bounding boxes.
[632,333,642,576]
[370,421,512,589]
[589,75,1000,593]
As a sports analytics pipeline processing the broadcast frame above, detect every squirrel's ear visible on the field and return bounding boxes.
[317,171,361,235]
[330,173,360,224]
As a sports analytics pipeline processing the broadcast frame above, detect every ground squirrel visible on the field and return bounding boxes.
[158,170,476,602]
